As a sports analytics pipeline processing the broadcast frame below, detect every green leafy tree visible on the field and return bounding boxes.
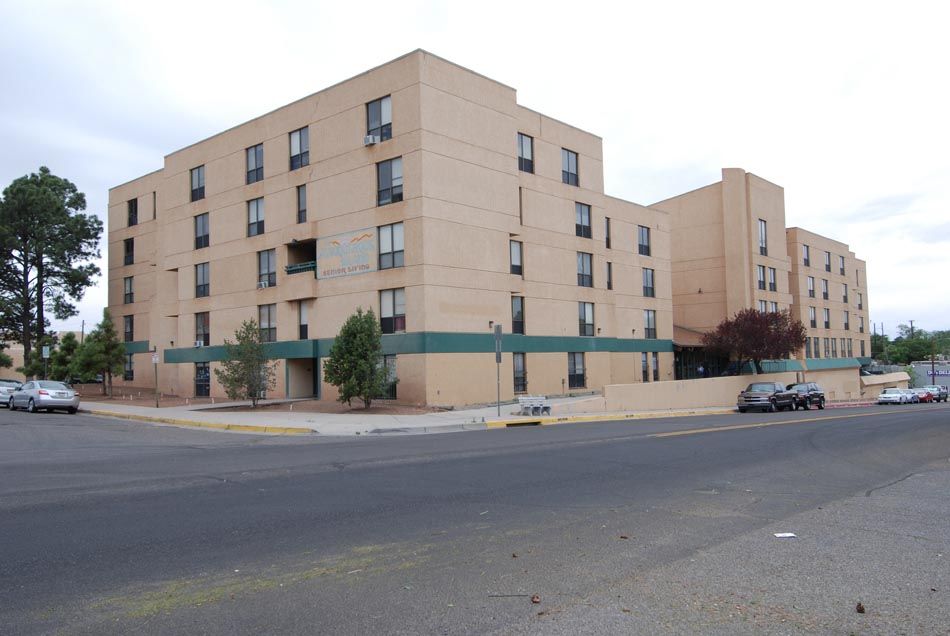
[0,167,102,371]
[702,309,807,374]
[213,320,276,407]
[324,308,392,408]
[50,332,81,381]
[72,310,126,396]
[870,333,889,360]
[886,335,935,365]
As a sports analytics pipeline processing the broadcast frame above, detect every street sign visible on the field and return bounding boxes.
[152,352,159,364]
[42,346,50,359]
[494,324,502,363]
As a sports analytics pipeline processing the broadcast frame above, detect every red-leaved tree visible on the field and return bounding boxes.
[702,309,807,374]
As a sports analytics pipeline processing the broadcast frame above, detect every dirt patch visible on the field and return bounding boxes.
[74,385,218,409]
[215,400,443,416]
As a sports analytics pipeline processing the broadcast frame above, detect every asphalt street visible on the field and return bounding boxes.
[1,404,948,634]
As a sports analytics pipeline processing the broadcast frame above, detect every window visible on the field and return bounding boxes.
[641,352,649,382]
[578,302,594,336]
[759,300,767,312]
[194,213,209,249]
[606,262,613,290]
[568,352,585,388]
[638,225,651,256]
[511,297,524,335]
[803,244,810,266]
[576,252,593,287]
[258,304,276,342]
[860,339,866,357]
[367,96,392,142]
[652,352,659,382]
[517,133,533,173]
[839,255,846,275]
[123,276,134,304]
[123,238,134,265]
[246,143,264,184]
[124,354,134,381]
[190,165,205,202]
[378,355,398,399]
[842,283,848,303]
[814,337,821,358]
[605,217,611,249]
[824,251,831,272]
[807,276,815,298]
[196,312,210,346]
[128,198,138,227]
[768,267,777,291]
[831,338,838,357]
[378,222,404,269]
[297,301,309,340]
[195,362,210,397]
[561,148,579,186]
[289,127,309,170]
[809,306,817,328]
[757,265,766,290]
[843,311,850,330]
[770,301,778,313]
[195,262,210,298]
[247,198,264,236]
[847,338,853,357]
[821,279,829,300]
[643,309,657,339]
[857,292,863,310]
[643,267,655,297]
[513,352,527,394]
[805,338,812,358]
[296,184,307,223]
[859,316,865,333]
[380,288,406,334]
[823,308,830,329]
[824,337,830,357]
[377,157,403,205]
[258,249,276,288]
[123,315,134,342]
[758,219,767,256]
[510,240,523,276]
[575,202,591,238]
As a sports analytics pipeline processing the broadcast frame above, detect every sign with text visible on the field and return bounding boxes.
[316,228,378,280]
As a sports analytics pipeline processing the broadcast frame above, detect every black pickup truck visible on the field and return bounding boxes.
[787,382,826,410]
[736,381,798,413]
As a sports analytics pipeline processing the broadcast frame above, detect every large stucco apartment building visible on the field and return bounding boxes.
[107,50,868,406]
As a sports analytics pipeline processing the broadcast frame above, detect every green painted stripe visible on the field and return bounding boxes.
[804,357,861,370]
[124,340,150,354]
[163,332,674,363]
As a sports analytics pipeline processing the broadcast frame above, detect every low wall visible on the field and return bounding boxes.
[860,372,911,400]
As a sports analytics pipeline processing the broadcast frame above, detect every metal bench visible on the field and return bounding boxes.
[517,395,551,416]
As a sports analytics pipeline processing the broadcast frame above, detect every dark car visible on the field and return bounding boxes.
[737,382,798,413]
[787,382,825,410]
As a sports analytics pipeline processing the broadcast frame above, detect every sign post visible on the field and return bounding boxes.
[152,348,159,408]
[494,324,502,417]
[42,345,50,380]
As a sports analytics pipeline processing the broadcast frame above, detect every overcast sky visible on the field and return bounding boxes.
[1,0,945,339]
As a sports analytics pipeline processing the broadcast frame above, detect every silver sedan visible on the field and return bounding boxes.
[10,380,80,414]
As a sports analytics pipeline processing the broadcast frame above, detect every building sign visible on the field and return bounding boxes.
[316,228,377,280]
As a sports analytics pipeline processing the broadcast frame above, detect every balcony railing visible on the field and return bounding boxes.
[285,261,316,275]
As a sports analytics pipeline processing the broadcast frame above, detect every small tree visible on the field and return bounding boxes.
[72,310,126,395]
[324,308,392,409]
[18,334,57,379]
[50,332,80,381]
[0,343,12,370]
[214,320,276,407]
[703,308,806,374]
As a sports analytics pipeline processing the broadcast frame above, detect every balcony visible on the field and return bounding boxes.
[285,239,317,275]
[285,261,316,275]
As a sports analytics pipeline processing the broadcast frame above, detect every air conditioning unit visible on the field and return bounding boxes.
[194,340,204,348]
[363,134,380,146]
[257,281,269,289]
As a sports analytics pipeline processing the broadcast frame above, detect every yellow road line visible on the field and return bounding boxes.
[650,410,893,438]
[84,410,313,435]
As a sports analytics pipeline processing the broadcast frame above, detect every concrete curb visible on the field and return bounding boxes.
[485,408,736,429]
[83,409,315,436]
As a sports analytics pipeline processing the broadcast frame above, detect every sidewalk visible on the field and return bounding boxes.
[80,396,737,436]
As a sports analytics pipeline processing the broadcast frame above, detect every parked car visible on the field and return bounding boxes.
[900,389,919,404]
[9,380,80,414]
[786,382,826,410]
[913,388,934,403]
[0,380,21,408]
[877,388,908,405]
[922,385,949,402]
[737,382,798,413]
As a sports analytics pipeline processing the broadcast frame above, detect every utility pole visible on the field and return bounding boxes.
[932,337,937,385]
[909,320,915,339]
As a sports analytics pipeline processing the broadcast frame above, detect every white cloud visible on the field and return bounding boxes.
[2,0,947,337]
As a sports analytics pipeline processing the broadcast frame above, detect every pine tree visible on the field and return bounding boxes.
[213,320,277,407]
[324,308,392,408]
[72,310,126,396]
